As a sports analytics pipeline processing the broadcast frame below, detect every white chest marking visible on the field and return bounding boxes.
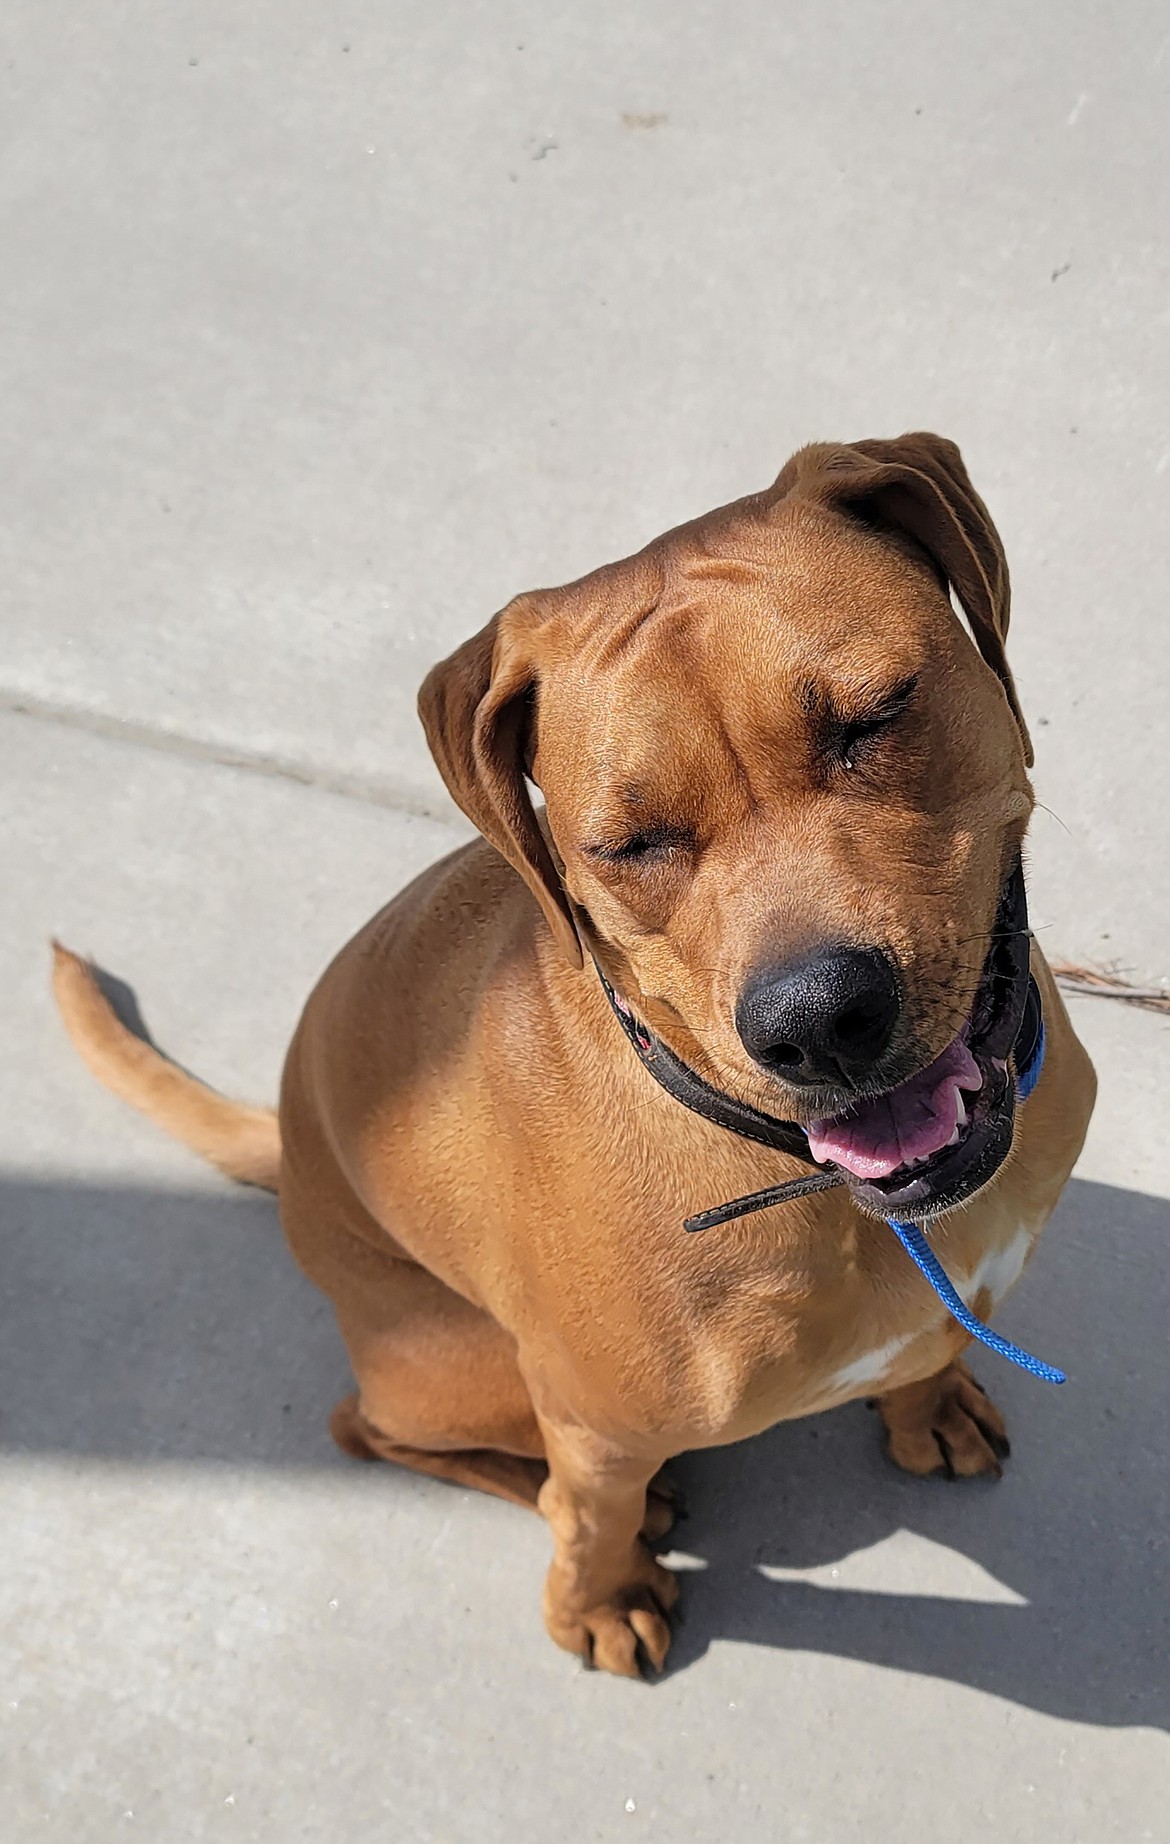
[824,1222,1040,1402]
[831,1329,921,1393]
[827,1222,1038,1399]
[960,1227,1035,1308]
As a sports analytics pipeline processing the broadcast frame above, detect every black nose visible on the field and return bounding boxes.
[736,947,901,1087]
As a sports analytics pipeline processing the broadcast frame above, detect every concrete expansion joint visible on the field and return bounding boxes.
[0,690,463,829]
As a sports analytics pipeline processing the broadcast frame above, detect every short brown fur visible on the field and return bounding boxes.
[53,433,1095,1678]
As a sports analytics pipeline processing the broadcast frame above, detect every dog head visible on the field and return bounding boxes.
[420,433,1035,1219]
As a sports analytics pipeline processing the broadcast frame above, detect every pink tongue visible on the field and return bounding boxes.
[807,1037,983,1181]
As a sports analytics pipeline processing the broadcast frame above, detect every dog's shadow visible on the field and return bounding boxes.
[2,1171,1166,1730]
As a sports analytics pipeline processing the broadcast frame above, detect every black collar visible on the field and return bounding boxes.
[594,962,841,1230]
[595,965,815,1158]
[594,958,1043,1235]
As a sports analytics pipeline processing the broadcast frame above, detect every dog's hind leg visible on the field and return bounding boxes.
[277,1120,551,1500]
[287,1198,684,1537]
[328,1391,548,1508]
[322,1251,551,1509]
[329,1390,684,1537]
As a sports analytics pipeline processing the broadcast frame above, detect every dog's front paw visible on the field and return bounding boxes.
[878,1359,1011,1479]
[543,1546,679,1678]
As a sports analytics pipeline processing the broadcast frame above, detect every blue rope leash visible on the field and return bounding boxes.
[884,1217,1064,1384]
[884,1021,1065,1385]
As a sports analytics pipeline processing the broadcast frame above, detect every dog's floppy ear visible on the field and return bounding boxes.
[775,432,1032,767]
[418,594,583,968]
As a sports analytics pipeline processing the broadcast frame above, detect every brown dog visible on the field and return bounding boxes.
[54,432,1096,1678]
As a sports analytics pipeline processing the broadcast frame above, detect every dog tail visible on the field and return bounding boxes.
[50,942,282,1192]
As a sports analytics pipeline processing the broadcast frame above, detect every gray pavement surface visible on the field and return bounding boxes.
[2,4,1168,1840]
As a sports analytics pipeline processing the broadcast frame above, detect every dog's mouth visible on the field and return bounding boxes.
[804,864,1032,1221]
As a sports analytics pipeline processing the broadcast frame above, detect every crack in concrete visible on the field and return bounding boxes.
[0,692,463,829]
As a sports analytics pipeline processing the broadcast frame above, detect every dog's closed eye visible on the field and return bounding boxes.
[828,675,919,771]
[585,823,696,866]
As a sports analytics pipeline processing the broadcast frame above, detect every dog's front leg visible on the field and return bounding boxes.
[533,1409,680,1678]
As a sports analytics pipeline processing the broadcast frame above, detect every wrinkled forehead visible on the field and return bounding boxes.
[538,503,950,781]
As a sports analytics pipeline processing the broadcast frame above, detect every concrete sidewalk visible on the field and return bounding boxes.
[3,5,1168,1839]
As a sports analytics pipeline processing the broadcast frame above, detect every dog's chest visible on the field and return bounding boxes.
[679,1205,1045,1439]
